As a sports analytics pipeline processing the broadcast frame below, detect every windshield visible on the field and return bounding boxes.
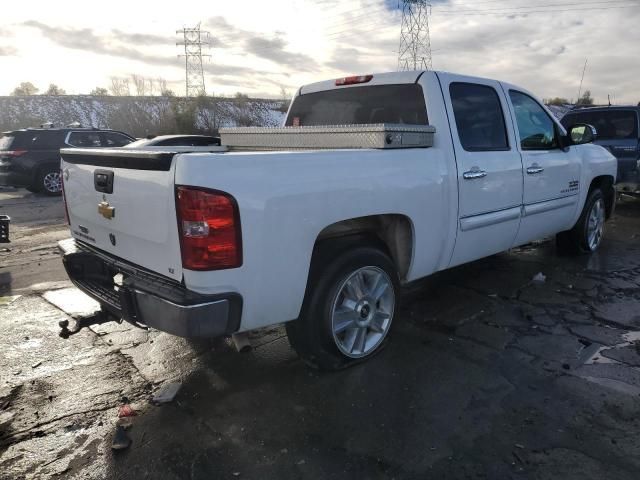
[561,110,638,140]
[285,84,428,127]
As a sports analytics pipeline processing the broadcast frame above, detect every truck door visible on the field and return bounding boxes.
[505,88,582,245]
[436,73,524,267]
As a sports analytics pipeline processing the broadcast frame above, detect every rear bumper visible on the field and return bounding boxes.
[58,238,242,337]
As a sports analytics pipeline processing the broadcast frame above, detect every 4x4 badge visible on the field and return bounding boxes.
[98,200,115,220]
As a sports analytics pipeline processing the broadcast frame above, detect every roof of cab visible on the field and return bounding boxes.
[299,70,429,95]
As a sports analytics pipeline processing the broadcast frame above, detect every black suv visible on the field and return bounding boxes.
[561,106,640,194]
[0,127,135,195]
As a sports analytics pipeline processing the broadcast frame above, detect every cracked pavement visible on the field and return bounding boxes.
[1,187,640,479]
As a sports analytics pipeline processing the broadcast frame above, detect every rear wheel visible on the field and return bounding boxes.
[36,168,62,196]
[556,188,605,254]
[286,242,399,370]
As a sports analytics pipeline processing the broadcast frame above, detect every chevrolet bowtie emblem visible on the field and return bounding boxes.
[98,201,115,220]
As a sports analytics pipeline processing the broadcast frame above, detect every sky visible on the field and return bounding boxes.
[0,0,639,103]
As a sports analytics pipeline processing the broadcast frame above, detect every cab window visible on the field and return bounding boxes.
[449,83,509,151]
[509,91,558,150]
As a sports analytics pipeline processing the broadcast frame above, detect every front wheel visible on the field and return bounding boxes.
[286,243,399,370]
[556,188,606,254]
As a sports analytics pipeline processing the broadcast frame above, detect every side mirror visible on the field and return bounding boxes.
[568,123,597,145]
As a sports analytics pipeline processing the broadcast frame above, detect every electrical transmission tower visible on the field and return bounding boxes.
[177,24,211,96]
[397,0,433,71]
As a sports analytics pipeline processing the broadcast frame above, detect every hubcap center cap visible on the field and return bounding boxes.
[355,298,375,326]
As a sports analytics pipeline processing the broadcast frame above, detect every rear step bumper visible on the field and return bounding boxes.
[58,238,242,337]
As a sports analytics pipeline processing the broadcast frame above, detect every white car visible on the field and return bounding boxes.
[124,135,223,152]
[58,70,616,370]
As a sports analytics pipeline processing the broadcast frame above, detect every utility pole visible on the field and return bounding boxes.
[397,0,433,71]
[177,24,211,97]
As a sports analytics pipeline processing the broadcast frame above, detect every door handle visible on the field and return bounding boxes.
[463,168,487,180]
[526,164,544,175]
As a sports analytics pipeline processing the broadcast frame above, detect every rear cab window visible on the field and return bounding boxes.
[449,82,509,151]
[561,110,639,140]
[285,84,428,126]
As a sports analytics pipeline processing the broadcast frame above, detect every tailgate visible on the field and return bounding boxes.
[61,148,183,282]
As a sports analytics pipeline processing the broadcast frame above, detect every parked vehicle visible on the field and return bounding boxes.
[58,70,616,370]
[124,135,221,151]
[561,106,640,196]
[0,126,134,195]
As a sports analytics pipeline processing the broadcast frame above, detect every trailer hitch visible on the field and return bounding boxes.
[58,309,119,339]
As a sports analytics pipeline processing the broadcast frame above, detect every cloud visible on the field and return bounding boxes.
[111,30,169,46]
[425,1,640,104]
[245,35,317,70]
[204,16,317,70]
[22,21,175,66]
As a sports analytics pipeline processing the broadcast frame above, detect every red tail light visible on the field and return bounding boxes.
[0,149,27,158]
[335,75,373,86]
[61,169,70,225]
[176,186,242,270]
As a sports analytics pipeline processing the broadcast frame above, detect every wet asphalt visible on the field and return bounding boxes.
[1,187,640,479]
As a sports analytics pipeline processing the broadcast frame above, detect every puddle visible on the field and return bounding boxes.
[582,329,640,365]
[42,287,99,317]
[0,295,21,306]
[622,331,640,343]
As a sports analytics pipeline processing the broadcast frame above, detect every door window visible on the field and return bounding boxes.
[67,132,102,147]
[449,83,509,151]
[102,132,133,147]
[509,91,558,150]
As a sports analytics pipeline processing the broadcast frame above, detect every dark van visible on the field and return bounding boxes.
[561,106,640,195]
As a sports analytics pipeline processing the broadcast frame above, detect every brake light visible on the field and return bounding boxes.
[1,150,27,158]
[61,169,70,225]
[175,186,242,270]
[335,75,373,86]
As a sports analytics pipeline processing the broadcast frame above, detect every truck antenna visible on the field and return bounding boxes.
[576,58,588,103]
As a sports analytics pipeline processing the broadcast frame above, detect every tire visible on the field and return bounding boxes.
[556,188,606,254]
[35,168,62,196]
[286,241,399,371]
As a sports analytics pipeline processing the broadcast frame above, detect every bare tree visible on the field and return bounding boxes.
[147,78,155,96]
[131,74,147,96]
[278,85,291,113]
[44,83,66,95]
[109,77,130,96]
[11,82,39,96]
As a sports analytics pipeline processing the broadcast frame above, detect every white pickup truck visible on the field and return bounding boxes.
[59,70,616,370]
